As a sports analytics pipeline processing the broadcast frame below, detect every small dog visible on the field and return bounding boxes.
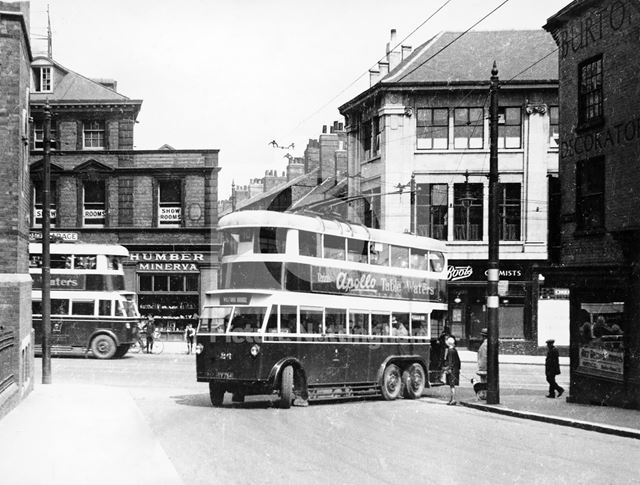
[470,377,487,400]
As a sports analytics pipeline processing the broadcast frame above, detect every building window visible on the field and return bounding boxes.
[498,183,521,241]
[362,187,380,229]
[83,180,106,226]
[576,157,605,231]
[549,106,559,148]
[83,121,105,149]
[362,120,372,160]
[32,121,57,150]
[34,67,52,92]
[158,179,182,226]
[578,55,603,126]
[453,183,483,240]
[498,107,522,149]
[417,108,448,150]
[454,107,484,149]
[32,180,56,227]
[372,116,381,157]
[416,183,448,240]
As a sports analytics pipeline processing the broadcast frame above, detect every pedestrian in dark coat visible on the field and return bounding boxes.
[545,339,564,398]
[443,336,461,405]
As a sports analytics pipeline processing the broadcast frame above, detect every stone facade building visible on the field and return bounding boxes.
[29,56,220,340]
[339,30,561,351]
[545,0,640,408]
[0,1,34,419]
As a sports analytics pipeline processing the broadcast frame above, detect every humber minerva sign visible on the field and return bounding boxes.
[131,252,204,271]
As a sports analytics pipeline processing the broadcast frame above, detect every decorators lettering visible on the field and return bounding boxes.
[560,116,640,159]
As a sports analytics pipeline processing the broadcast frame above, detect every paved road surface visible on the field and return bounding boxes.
[34,354,639,485]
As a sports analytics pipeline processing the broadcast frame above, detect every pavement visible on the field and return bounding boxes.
[0,345,638,485]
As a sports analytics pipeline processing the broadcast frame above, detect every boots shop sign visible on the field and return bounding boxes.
[131,252,204,271]
[448,262,527,282]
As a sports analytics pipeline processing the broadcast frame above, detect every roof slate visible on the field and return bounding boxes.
[31,58,136,103]
[383,30,558,84]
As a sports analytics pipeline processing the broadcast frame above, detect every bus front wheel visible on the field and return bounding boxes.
[279,366,294,409]
[402,363,426,399]
[381,364,402,400]
[209,382,225,407]
[91,335,117,359]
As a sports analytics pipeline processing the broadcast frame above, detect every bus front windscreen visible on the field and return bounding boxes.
[229,307,267,333]
[200,306,233,333]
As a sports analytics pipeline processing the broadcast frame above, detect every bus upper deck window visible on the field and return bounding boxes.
[51,254,71,269]
[76,255,97,269]
[29,254,43,268]
[222,231,240,256]
[410,248,428,271]
[347,239,367,263]
[108,256,120,270]
[256,227,286,254]
[115,301,126,316]
[390,246,409,268]
[32,300,42,315]
[299,231,319,258]
[324,235,345,260]
[429,251,445,272]
[369,242,389,266]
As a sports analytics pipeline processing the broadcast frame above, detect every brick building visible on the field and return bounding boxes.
[544,0,640,408]
[0,2,34,419]
[339,30,561,351]
[29,56,220,340]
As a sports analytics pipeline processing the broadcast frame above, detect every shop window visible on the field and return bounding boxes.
[83,121,105,149]
[453,183,483,241]
[373,116,381,157]
[169,275,184,292]
[33,180,57,227]
[153,276,169,292]
[576,157,604,232]
[417,108,448,149]
[416,183,448,240]
[578,55,603,126]
[549,106,559,147]
[498,107,521,149]
[83,180,106,226]
[454,107,484,149]
[185,274,199,292]
[499,183,521,241]
[158,179,182,227]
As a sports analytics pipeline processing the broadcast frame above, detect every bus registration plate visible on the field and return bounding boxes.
[214,371,234,379]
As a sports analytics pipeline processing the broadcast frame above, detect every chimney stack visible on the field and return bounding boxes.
[401,45,412,61]
[386,29,401,71]
[369,67,381,86]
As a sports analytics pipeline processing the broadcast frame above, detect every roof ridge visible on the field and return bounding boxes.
[384,31,445,83]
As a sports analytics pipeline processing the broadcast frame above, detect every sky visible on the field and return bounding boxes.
[27,0,566,199]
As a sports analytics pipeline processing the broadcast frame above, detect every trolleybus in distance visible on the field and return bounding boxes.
[30,242,141,359]
[196,210,448,407]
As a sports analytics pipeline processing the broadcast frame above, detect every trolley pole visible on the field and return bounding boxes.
[42,102,52,384]
[486,62,500,404]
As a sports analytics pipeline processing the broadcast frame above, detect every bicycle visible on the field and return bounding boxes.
[130,330,164,354]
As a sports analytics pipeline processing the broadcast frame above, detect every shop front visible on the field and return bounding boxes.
[447,260,542,353]
[127,251,218,341]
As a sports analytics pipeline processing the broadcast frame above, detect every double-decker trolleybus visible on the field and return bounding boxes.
[30,242,141,359]
[196,210,448,407]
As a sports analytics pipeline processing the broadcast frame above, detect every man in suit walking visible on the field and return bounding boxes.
[545,339,564,398]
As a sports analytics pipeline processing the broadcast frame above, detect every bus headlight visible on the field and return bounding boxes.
[195,343,204,355]
[250,344,260,358]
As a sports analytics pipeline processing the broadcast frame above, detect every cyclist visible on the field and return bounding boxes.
[144,316,156,354]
